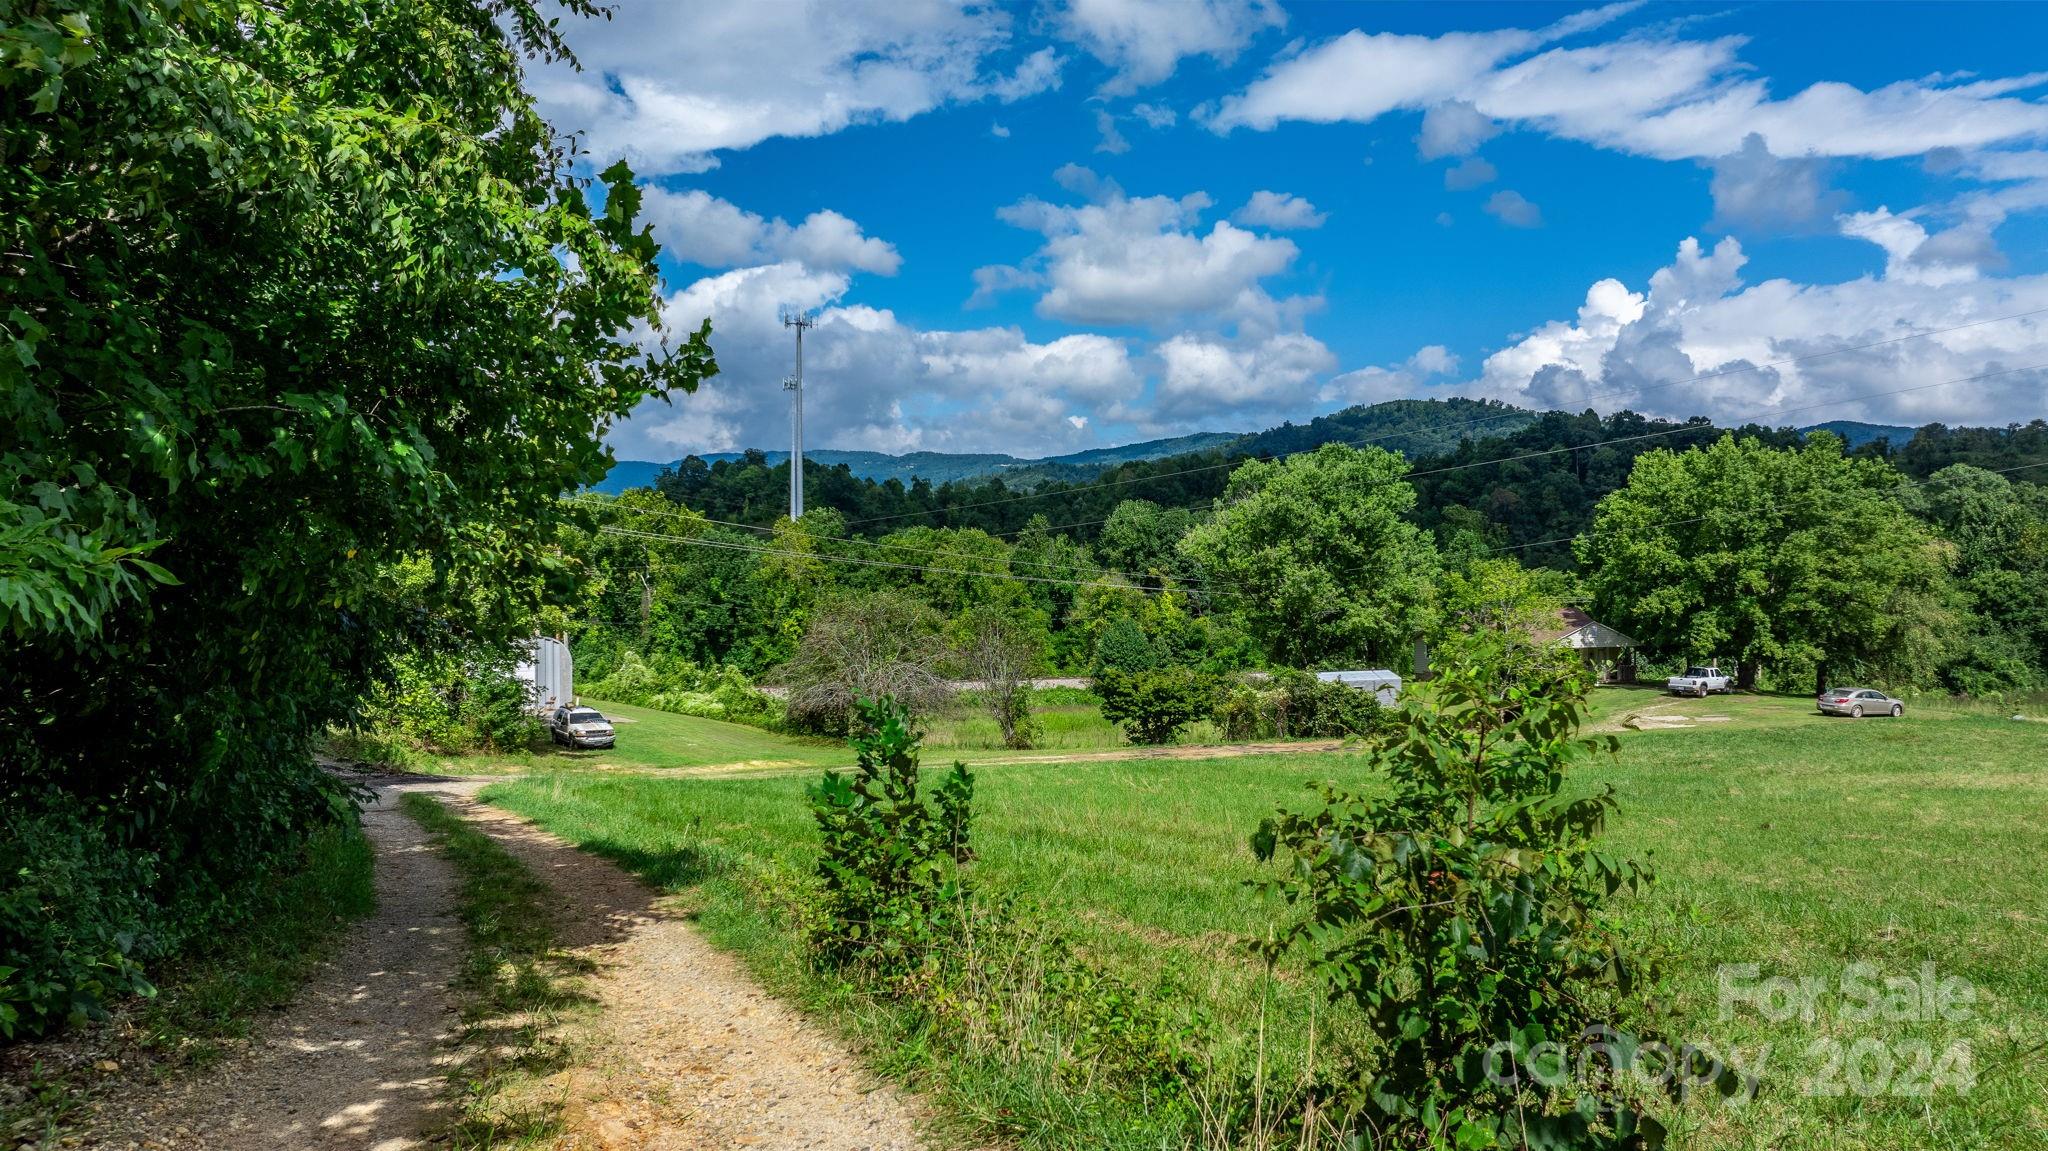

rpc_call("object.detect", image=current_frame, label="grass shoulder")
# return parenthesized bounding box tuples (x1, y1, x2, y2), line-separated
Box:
(398, 792, 597, 1149)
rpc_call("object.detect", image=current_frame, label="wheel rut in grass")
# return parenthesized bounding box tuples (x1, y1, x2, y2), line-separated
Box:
(81, 791, 463, 1150)
(404, 779, 936, 1151)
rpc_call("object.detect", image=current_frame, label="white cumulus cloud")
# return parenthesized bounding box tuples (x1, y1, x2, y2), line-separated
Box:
(983, 171, 1306, 328)
(1470, 235, 2048, 427)
(1152, 331, 1338, 426)
(1232, 190, 1328, 229)
(641, 189, 902, 275)
(1056, 0, 1286, 96)
(1211, 7, 2048, 172)
(1485, 189, 1543, 228)
(530, 1, 1059, 175)
(614, 262, 1150, 460)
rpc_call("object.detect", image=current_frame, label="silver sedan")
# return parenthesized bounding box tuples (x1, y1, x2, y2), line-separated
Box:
(1816, 688, 1904, 718)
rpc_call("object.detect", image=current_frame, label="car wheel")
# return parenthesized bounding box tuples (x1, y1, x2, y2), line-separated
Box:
(1850, 704, 1863, 718)
(1891, 703, 1903, 717)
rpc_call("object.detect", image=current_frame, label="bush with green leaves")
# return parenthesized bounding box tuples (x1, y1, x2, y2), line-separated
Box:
(951, 604, 1043, 750)
(777, 590, 952, 737)
(0, 796, 160, 1039)
(808, 698, 975, 972)
(1217, 671, 1393, 741)
(1094, 666, 1219, 745)
(354, 648, 544, 754)
(1251, 630, 1734, 1148)
(1092, 614, 1159, 675)
(580, 649, 780, 726)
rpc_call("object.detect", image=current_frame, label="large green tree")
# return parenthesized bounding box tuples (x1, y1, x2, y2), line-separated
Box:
(1179, 443, 1439, 667)
(2, 0, 712, 1022)
(1904, 464, 2048, 692)
(1577, 435, 1957, 692)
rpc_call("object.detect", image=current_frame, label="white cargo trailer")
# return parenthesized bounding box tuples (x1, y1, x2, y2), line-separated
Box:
(515, 635, 573, 716)
(1315, 669, 1402, 706)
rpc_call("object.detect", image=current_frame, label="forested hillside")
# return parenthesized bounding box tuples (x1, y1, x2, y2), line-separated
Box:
(558, 412, 2048, 718)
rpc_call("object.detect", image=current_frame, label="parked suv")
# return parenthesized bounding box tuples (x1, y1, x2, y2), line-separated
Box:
(550, 705, 616, 748)
(1817, 688, 1903, 718)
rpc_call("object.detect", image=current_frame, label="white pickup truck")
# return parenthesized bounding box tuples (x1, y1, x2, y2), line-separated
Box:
(1667, 665, 1734, 697)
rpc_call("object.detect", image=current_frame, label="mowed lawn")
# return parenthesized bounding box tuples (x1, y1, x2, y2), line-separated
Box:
(481, 696, 2048, 1149)
(407, 698, 850, 774)
(425, 691, 1288, 776)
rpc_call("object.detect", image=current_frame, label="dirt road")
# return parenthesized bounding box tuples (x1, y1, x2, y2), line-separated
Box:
(412, 783, 932, 1150)
(79, 781, 934, 1151)
(83, 794, 463, 1150)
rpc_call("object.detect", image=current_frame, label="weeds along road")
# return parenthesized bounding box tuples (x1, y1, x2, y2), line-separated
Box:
(83, 781, 941, 1151)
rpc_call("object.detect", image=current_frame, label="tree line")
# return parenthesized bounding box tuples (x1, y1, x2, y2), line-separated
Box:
(567, 417, 2046, 714)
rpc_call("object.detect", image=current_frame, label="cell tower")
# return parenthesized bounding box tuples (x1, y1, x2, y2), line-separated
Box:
(779, 308, 815, 519)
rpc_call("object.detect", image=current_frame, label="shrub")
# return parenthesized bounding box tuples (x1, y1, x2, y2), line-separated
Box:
(952, 606, 1042, 750)
(1251, 630, 1739, 1147)
(777, 591, 951, 737)
(1094, 666, 1219, 745)
(359, 649, 544, 754)
(1091, 615, 1157, 675)
(808, 698, 975, 971)
(1215, 671, 1393, 741)
(0, 797, 160, 1039)
(581, 651, 780, 726)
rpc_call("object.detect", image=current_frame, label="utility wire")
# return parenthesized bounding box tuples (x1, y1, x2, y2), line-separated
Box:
(833, 306, 2048, 530)
(596, 525, 1170, 593)
(561, 495, 1226, 591)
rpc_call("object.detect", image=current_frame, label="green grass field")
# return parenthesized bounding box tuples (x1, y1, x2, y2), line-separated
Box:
(413, 690, 1291, 776)
(480, 691, 2048, 1149)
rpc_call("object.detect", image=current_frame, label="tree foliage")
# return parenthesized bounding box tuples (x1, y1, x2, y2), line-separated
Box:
(951, 604, 1042, 749)
(2, 0, 711, 1033)
(1576, 434, 1957, 691)
(1181, 443, 1440, 667)
(776, 590, 952, 735)
(1094, 666, 1218, 745)
(1902, 464, 2048, 692)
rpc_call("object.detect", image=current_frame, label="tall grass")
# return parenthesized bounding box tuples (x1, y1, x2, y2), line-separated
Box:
(483, 699, 2048, 1150)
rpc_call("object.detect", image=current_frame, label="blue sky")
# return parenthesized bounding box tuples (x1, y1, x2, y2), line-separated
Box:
(527, 1, 2048, 461)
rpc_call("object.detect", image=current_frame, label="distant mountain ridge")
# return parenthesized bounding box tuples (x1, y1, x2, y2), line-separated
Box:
(591, 431, 1244, 493)
(592, 403, 1929, 495)
(1800, 420, 1916, 449)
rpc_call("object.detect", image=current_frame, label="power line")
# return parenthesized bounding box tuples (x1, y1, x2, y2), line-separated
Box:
(595, 525, 1172, 594)
(561, 494, 1226, 591)
(835, 305, 2048, 530)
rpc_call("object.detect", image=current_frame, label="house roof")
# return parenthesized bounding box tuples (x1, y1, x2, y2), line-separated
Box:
(1533, 607, 1637, 649)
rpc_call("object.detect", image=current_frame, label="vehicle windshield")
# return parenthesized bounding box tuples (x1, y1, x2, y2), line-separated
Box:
(1821, 688, 1849, 696)
(1684, 667, 1712, 677)
(569, 710, 606, 724)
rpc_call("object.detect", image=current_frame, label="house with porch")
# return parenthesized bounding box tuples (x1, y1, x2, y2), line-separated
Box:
(1534, 607, 1639, 683)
